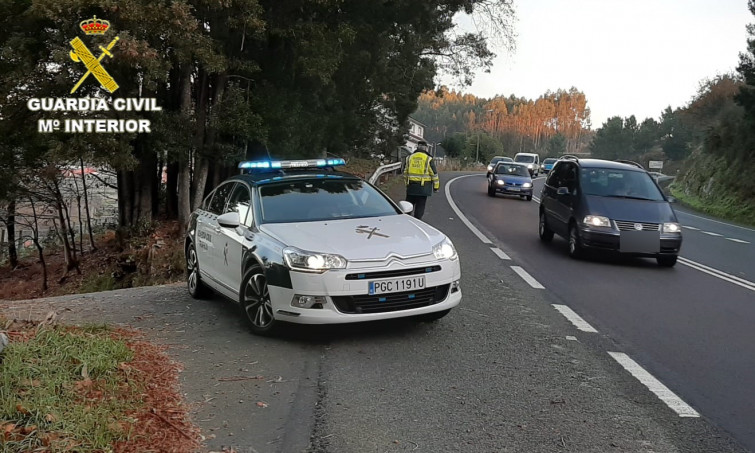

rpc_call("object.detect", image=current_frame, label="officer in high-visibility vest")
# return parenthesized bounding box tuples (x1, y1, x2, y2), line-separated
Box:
(402, 141, 440, 220)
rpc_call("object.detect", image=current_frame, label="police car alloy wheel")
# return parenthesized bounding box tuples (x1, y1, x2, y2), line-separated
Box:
(241, 265, 277, 335)
(186, 244, 209, 298)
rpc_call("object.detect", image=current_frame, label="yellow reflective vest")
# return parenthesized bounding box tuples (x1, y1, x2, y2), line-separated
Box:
(403, 151, 439, 195)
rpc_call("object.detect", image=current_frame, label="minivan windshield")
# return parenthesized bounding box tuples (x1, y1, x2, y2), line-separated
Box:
(580, 168, 665, 201)
(258, 178, 399, 223)
(514, 155, 536, 164)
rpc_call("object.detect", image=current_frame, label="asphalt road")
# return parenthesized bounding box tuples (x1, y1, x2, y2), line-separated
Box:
(0, 171, 750, 452)
(450, 172, 755, 451)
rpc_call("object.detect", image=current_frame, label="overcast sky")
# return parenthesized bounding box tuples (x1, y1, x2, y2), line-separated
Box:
(453, 0, 752, 129)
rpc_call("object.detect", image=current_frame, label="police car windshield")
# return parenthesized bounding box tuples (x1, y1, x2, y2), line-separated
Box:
(579, 168, 665, 201)
(258, 179, 399, 223)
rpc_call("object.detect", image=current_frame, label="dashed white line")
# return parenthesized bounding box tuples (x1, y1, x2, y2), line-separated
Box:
(552, 304, 598, 332)
(683, 226, 699, 230)
(445, 175, 492, 244)
(677, 210, 755, 233)
(608, 352, 700, 418)
(490, 247, 511, 260)
(510, 266, 545, 289)
(701, 231, 723, 237)
(726, 238, 750, 244)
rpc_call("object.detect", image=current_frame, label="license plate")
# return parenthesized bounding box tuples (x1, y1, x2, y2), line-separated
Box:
(507, 187, 520, 191)
(620, 231, 660, 253)
(369, 276, 426, 295)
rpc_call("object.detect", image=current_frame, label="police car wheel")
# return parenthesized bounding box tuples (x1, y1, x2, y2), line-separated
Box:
(240, 266, 278, 335)
(186, 244, 209, 299)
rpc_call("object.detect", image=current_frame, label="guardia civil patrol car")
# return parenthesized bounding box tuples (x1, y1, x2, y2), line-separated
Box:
(185, 158, 462, 335)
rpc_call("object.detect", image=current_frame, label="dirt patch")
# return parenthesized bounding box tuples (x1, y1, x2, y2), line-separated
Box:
(0, 222, 186, 301)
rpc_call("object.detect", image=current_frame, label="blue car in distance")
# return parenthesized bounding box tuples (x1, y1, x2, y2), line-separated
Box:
(487, 162, 533, 201)
(541, 157, 558, 174)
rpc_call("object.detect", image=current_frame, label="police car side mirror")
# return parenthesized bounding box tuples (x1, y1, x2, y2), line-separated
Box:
(398, 201, 414, 214)
(218, 212, 241, 228)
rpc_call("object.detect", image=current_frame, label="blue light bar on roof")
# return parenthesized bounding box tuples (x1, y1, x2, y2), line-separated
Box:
(238, 158, 346, 170)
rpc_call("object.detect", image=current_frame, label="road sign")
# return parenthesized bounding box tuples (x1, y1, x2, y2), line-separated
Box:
(648, 160, 664, 169)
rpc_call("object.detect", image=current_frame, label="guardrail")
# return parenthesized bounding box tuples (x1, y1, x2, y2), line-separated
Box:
(368, 161, 402, 185)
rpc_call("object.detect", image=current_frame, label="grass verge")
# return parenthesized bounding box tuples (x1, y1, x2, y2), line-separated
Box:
(0, 319, 200, 452)
(670, 185, 755, 227)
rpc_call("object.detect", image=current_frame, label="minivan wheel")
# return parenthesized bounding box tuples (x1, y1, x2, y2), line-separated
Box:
(568, 223, 584, 258)
(539, 211, 554, 242)
(186, 244, 209, 299)
(240, 265, 278, 336)
(657, 255, 678, 267)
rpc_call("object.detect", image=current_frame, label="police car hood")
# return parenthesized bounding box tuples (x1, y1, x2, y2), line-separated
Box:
(260, 216, 445, 260)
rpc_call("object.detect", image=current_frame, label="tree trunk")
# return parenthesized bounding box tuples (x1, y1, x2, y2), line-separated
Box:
(29, 197, 47, 291)
(80, 157, 97, 250)
(166, 161, 179, 219)
(7, 199, 18, 268)
(177, 63, 194, 236)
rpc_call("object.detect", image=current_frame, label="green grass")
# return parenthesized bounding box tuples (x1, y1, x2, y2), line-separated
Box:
(0, 326, 137, 451)
(670, 185, 755, 227)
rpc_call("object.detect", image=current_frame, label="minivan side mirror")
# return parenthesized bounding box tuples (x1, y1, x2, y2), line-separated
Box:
(557, 187, 570, 196)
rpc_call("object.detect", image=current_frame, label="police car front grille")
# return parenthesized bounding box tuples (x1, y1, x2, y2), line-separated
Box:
(331, 284, 450, 314)
(344, 266, 441, 281)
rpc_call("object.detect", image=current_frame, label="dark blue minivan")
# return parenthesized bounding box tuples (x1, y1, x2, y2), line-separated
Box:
(538, 157, 682, 267)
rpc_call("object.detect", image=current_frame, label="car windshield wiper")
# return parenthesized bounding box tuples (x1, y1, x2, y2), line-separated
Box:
(604, 194, 654, 201)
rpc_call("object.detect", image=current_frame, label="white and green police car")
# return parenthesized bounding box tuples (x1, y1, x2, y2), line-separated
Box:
(185, 158, 462, 335)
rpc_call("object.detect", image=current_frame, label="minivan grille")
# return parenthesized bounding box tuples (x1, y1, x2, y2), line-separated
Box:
(615, 221, 661, 232)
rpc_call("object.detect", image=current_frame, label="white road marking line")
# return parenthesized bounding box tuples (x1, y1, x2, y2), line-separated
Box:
(490, 247, 511, 260)
(511, 266, 545, 289)
(552, 304, 598, 332)
(676, 210, 755, 233)
(608, 352, 700, 418)
(701, 231, 722, 237)
(678, 257, 755, 292)
(726, 238, 750, 244)
(565, 336, 578, 341)
(445, 175, 492, 244)
(532, 195, 541, 204)
(683, 226, 699, 230)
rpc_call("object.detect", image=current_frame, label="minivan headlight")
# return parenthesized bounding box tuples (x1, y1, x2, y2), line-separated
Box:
(584, 215, 611, 228)
(663, 222, 681, 233)
(283, 247, 347, 272)
(433, 238, 457, 260)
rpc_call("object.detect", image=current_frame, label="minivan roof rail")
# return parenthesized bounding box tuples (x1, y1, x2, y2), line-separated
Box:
(559, 154, 579, 161)
(615, 159, 645, 169)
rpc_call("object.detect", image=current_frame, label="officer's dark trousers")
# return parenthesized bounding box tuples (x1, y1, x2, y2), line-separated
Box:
(406, 194, 428, 220)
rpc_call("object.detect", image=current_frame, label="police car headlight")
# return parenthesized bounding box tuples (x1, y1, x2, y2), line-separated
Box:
(283, 247, 347, 272)
(433, 238, 457, 260)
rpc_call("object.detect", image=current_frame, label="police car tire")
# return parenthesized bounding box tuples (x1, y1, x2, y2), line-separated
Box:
(240, 265, 278, 336)
(186, 243, 210, 299)
(416, 309, 451, 322)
